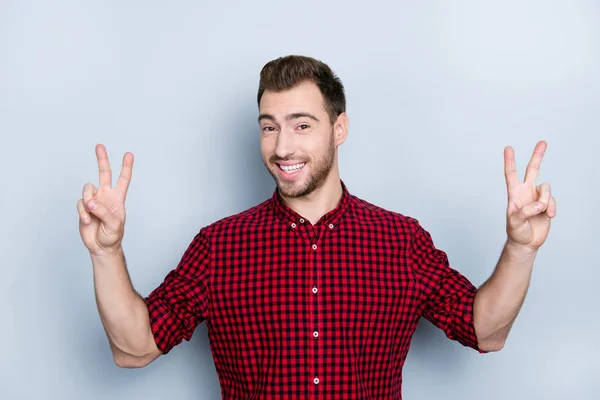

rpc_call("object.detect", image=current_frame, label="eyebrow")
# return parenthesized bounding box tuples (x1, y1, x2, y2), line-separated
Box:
(258, 112, 320, 123)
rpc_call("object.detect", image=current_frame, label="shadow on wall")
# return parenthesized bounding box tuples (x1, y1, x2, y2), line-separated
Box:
(232, 117, 276, 208)
(408, 318, 475, 376)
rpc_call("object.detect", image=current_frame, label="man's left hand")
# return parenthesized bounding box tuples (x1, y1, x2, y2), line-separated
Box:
(503, 140, 557, 253)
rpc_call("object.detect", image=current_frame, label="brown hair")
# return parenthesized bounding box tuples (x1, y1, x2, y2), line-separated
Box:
(257, 55, 346, 124)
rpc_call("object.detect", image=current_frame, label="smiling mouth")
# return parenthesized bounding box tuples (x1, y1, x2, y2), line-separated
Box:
(277, 162, 306, 173)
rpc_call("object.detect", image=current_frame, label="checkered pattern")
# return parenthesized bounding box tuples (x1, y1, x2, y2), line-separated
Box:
(144, 181, 484, 399)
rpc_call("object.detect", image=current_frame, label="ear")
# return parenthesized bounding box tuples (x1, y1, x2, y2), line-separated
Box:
(333, 112, 349, 146)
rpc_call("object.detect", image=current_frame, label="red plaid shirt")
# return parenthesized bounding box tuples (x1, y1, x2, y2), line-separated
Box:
(145, 181, 484, 399)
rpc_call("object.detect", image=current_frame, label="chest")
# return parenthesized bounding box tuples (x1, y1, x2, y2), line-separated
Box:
(209, 222, 418, 330)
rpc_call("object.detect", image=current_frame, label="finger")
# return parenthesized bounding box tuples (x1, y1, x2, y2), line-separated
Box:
(86, 199, 119, 231)
(524, 141, 547, 184)
(96, 144, 113, 188)
(537, 183, 551, 208)
(504, 146, 519, 190)
(115, 152, 134, 196)
(82, 183, 98, 212)
(547, 196, 557, 218)
(510, 201, 547, 225)
(77, 199, 91, 225)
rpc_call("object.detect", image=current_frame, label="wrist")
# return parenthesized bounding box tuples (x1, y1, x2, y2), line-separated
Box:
(505, 239, 538, 258)
(90, 246, 124, 262)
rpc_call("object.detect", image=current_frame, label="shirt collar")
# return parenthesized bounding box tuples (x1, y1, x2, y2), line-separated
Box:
(270, 180, 352, 226)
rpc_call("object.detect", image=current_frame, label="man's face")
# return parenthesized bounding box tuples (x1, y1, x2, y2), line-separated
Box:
(259, 81, 340, 198)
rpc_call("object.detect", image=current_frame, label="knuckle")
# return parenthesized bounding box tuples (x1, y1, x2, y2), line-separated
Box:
(524, 205, 536, 215)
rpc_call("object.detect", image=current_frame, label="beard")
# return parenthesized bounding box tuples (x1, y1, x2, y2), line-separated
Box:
(265, 130, 336, 199)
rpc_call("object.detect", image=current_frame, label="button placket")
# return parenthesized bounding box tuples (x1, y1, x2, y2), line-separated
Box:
(309, 223, 321, 393)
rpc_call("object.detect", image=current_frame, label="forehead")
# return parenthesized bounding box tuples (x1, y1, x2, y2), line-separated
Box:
(259, 81, 327, 117)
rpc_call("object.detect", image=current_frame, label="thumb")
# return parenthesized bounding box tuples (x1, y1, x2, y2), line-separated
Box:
(87, 200, 120, 231)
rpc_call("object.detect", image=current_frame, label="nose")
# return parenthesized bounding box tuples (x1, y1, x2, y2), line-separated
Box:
(274, 129, 296, 159)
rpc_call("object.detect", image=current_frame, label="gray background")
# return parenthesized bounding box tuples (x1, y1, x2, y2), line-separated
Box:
(1, 0, 598, 399)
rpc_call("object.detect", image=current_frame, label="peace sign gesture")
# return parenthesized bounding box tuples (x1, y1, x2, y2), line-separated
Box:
(77, 144, 134, 256)
(504, 141, 556, 252)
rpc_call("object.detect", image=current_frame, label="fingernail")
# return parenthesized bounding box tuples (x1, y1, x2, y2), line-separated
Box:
(88, 201, 96, 210)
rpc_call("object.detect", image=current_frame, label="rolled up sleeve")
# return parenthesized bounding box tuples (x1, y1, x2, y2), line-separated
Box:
(144, 229, 211, 354)
(410, 221, 487, 353)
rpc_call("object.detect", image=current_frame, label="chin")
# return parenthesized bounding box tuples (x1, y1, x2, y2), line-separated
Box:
(276, 180, 310, 198)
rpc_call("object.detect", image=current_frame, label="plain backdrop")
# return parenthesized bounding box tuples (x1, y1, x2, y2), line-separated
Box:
(1, 1, 598, 399)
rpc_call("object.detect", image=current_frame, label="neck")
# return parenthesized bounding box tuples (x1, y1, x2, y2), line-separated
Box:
(280, 164, 343, 225)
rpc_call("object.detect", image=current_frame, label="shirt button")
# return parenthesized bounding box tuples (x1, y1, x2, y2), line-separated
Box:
(312, 244, 317, 250)
(313, 331, 319, 338)
(300, 218, 305, 223)
(328, 223, 334, 229)
(312, 287, 318, 294)
(313, 377, 319, 385)
(291, 223, 297, 228)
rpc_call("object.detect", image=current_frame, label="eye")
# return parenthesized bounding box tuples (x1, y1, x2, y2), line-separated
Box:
(298, 124, 310, 130)
(262, 126, 276, 132)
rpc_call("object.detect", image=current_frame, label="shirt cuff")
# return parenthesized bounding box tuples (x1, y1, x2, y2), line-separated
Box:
(144, 292, 190, 355)
(451, 287, 489, 354)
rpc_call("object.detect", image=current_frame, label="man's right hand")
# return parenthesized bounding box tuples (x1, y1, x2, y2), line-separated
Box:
(77, 144, 134, 256)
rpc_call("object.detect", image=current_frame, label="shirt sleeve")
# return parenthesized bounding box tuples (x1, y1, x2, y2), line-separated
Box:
(410, 221, 487, 354)
(144, 228, 211, 354)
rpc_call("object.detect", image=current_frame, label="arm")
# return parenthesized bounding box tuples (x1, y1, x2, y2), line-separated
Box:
(473, 241, 537, 351)
(77, 144, 160, 368)
(91, 247, 162, 368)
(474, 141, 557, 352)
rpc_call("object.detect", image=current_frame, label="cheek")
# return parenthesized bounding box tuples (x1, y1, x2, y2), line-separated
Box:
(260, 138, 275, 158)
(305, 135, 330, 156)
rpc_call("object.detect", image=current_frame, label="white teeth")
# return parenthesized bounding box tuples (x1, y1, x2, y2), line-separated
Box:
(280, 163, 305, 172)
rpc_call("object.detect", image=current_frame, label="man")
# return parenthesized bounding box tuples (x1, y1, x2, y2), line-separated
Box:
(77, 55, 556, 399)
